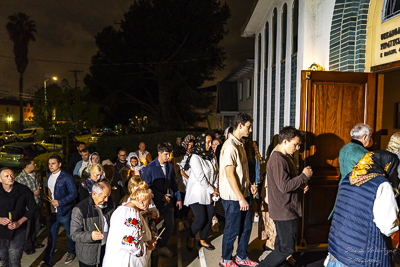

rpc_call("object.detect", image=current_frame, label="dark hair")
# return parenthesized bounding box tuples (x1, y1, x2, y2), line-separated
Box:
(117, 148, 127, 155)
(81, 148, 89, 153)
(157, 142, 173, 153)
(215, 130, 222, 136)
(278, 126, 302, 144)
(233, 113, 253, 130)
(78, 141, 86, 146)
(49, 154, 62, 164)
(21, 157, 34, 168)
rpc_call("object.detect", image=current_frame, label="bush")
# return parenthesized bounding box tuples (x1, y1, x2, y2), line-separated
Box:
(97, 131, 202, 160)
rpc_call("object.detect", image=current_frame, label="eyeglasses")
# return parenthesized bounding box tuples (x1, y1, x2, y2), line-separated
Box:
(119, 154, 127, 157)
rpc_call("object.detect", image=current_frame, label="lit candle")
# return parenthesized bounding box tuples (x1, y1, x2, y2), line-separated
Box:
(8, 212, 12, 221)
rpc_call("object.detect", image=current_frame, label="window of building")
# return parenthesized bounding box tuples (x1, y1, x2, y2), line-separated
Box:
(265, 22, 269, 69)
(272, 8, 277, 65)
(281, 4, 287, 61)
(247, 78, 252, 98)
(292, 0, 299, 55)
(383, 0, 400, 21)
(6, 107, 9, 112)
(239, 82, 243, 101)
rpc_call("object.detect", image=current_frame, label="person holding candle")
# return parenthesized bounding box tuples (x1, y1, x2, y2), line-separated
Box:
(184, 133, 219, 251)
(0, 167, 36, 267)
(136, 142, 152, 166)
(142, 142, 182, 258)
(71, 181, 114, 267)
(102, 180, 157, 267)
(79, 163, 105, 202)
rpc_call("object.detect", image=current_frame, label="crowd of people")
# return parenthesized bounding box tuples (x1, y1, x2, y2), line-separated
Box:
(1, 113, 400, 267)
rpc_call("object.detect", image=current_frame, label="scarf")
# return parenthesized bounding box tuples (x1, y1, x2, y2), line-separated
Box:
(349, 150, 399, 187)
(81, 177, 98, 194)
(184, 133, 214, 170)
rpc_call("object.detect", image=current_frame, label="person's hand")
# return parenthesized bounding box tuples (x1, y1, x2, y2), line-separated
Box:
(0, 217, 11, 226)
(303, 185, 309, 194)
(302, 166, 313, 178)
(91, 231, 104, 241)
(162, 195, 171, 203)
(52, 200, 59, 207)
(213, 188, 219, 197)
(147, 240, 157, 250)
(176, 201, 182, 210)
(7, 221, 20, 230)
(250, 184, 258, 196)
(239, 198, 249, 211)
(33, 188, 40, 196)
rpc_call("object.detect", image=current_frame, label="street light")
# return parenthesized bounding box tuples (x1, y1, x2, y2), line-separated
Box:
(44, 76, 58, 106)
(7, 117, 12, 130)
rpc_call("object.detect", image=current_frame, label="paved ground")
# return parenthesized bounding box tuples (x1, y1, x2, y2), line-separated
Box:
(14, 218, 328, 267)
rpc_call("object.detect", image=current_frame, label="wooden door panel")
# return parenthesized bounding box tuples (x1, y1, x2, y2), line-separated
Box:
(299, 71, 378, 245)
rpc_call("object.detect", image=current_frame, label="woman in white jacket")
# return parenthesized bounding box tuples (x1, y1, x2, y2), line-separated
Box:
(184, 133, 219, 251)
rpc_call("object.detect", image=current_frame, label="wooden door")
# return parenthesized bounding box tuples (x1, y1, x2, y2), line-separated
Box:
(299, 71, 380, 245)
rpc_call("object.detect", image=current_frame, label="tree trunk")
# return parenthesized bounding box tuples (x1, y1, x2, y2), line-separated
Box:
(19, 72, 24, 132)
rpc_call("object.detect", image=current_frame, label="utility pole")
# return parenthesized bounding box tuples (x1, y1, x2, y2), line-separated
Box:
(69, 70, 83, 88)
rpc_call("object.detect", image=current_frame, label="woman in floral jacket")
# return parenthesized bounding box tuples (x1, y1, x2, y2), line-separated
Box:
(102, 181, 156, 266)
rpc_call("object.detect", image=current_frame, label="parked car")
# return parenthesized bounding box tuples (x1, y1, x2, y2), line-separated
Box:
(41, 135, 79, 155)
(0, 131, 18, 145)
(88, 133, 103, 146)
(17, 127, 44, 142)
(0, 143, 48, 168)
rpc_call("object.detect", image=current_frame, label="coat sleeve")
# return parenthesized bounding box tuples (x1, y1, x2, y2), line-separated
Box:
(269, 157, 306, 194)
(23, 189, 37, 221)
(190, 156, 215, 195)
(70, 207, 95, 243)
(57, 174, 78, 207)
(373, 182, 399, 237)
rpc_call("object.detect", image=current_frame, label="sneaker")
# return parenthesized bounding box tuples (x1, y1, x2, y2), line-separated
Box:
(178, 221, 185, 232)
(219, 256, 239, 267)
(158, 246, 174, 257)
(235, 257, 259, 267)
(64, 253, 76, 264)
(253, 213, 259, 222)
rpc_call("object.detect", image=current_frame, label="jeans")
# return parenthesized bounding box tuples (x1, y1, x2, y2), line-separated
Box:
(43, 210, 75, 266)
(259, 219, 297, 267)
(189, 203, 214, 240)
(221, 197, 252, 262)
(158, 203, 175, 248)
(0, 229, 26, 267)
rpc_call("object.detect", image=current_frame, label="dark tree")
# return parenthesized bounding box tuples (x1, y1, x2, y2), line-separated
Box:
(6, 12, 36, 131)
(86, 0, 230, 130)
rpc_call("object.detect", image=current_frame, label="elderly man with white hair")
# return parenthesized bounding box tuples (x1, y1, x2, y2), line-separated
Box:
(70, 181, 115, 267)
(328, 123, 371, 219)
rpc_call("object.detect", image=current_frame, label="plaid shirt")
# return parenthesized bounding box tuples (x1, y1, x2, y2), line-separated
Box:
(15, 169, 40, 204)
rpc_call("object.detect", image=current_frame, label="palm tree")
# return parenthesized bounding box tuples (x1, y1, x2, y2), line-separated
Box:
(6, 12, 36, 131)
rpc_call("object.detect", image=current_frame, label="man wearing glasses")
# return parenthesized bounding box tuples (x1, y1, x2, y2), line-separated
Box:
(114, 148, 128, 173)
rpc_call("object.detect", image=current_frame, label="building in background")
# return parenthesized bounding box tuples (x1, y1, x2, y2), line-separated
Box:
(0, 99, 34, 131)
(216, 59, 254, 130)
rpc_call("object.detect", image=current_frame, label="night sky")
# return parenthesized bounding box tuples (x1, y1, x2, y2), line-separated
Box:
(0, 0, 255, 98)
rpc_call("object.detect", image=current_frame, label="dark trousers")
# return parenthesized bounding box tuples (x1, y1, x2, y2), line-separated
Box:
(25, 205, 41, 251)
(189, 203, 214, 240)
(78, 245, 106, 267)
(43, 210, 75, 266)
(221, 197, 252, 262)
(0, 229, 26, 267)
(259, 219, 297, 267)
(158, 203, 175, 248)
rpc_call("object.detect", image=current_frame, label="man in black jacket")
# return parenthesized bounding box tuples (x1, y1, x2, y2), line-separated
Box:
(70, 181, 114, 267)
(0, 167, 36, 267)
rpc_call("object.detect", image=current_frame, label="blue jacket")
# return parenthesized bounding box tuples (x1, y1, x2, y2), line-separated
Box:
(45, 170, 78, 217)
(142, 158, 181, 210)
(328, 174, 393, 266)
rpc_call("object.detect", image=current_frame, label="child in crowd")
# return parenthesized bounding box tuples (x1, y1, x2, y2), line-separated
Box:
(127, 152, 145, 176)
(102, 180, 157, 267)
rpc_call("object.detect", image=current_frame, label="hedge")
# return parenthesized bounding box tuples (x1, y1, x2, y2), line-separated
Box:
(96, 131, 202, 160)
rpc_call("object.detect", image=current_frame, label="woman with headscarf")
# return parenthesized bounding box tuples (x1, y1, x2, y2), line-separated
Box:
(326, 150, 399, 267)
(184, 133, 219, 251)
(127, 152, 145, 177)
